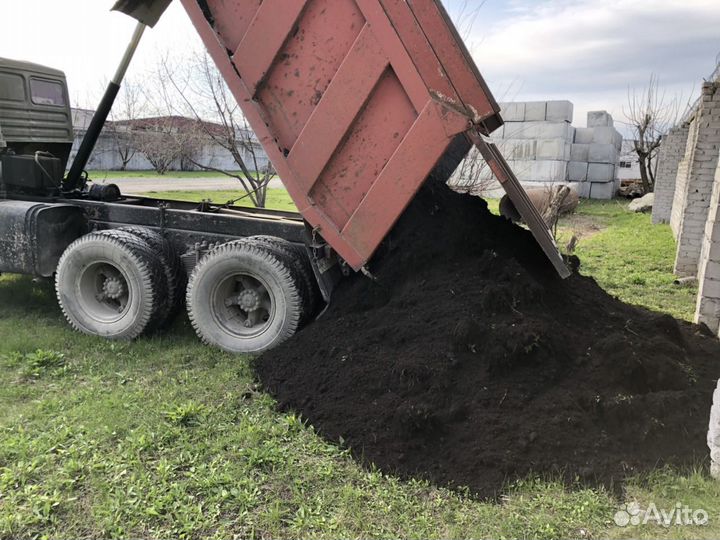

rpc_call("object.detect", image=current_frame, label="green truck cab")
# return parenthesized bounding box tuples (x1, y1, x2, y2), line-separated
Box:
(0, 57, 73, 194)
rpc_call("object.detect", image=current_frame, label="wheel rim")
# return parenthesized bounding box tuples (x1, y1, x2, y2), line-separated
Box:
(77, 261, 132, 323)
(211, 271, 275, 338)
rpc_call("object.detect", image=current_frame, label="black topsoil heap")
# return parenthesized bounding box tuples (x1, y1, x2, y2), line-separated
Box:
(256, 178, 720, 498)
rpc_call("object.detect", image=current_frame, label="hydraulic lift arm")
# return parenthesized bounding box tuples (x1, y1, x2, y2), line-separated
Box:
(64, 0, 173, 191)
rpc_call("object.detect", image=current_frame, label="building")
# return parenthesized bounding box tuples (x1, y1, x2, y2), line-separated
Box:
(617, 140, 641, 181)
(68, 108, 270, 173)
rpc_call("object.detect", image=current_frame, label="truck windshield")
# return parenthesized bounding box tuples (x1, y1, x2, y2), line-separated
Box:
(30, 78, 66, 107)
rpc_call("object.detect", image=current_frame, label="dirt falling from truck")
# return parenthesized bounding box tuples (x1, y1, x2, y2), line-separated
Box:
(255, 177, 720, 499)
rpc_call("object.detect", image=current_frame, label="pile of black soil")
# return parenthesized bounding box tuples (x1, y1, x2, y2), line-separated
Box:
(256, 179, 720, 499)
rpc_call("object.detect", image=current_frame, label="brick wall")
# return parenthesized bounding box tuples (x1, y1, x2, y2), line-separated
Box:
(670, 117, 699, 238)
(696, 148, 720, 335)
(652, 125, 689, 224)
(673, 83, 720, 277)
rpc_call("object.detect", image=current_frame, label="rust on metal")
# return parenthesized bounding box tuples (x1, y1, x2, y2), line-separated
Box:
(180, 0, 566, 277)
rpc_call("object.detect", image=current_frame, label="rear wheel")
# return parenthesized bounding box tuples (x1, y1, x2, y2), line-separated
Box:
(55, 231, 167, 340)
(118, 226, 186, 325)
(186, 240, 302, 353)
(244, 236, 319, 325)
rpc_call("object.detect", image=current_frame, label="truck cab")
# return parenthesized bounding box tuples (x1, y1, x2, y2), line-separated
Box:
(0, 57, 73, 195)
(0, 55, 317, 353)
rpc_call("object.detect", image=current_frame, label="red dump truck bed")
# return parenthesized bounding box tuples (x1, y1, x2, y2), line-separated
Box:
(180, 0, 569, 277)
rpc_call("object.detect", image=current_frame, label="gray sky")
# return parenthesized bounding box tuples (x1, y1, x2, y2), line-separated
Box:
(2, 0, 719, 130)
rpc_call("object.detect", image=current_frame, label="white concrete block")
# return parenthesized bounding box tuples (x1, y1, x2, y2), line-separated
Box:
(587, 110, 614, 128)
(530, 160, 568, 182)
(505, 160, 568, 183)
(502, 139, 537, 160)
(571, 144, 590, 162)
(575, 127, 594, 144)
(499, 102, 525, 122)
(568, 161, 589, 182)
(569, 181, 591, 198)
(588, 143, 620, 164)
(503, 122, 534, 139)
(592, 126, 623, 149)
(589, 181, 616, 200)
(588, 163, 616, 183)
(481, 185, 506, 199)
(545, 101, 574, 123)
(537, 122, 575, 141)
(506, 160, 533, 182)
(536, 139, 571, 160)
(524, 102, 547, 122)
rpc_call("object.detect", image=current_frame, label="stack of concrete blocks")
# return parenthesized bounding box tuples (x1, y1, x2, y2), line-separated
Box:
(672, 83, 720, 277)
(567, 111, 624, 199)
(458, 101, 623, 199)
(490, 101, 575, 195)
(652, 125, 691, 224)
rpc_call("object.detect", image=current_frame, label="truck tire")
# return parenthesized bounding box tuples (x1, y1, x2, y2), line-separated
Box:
(55, 231, 168, 340)
(244, 236, 319, 325)
(93, 229, 171, 333)
(118, 226, 186, 324)
(186, 240, 302, 353)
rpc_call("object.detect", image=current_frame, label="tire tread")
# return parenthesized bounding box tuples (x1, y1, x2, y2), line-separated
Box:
(186, 241, 302, 353)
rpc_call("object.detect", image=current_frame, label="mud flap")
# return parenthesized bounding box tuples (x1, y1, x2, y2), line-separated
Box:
(467, 130, 571, 279)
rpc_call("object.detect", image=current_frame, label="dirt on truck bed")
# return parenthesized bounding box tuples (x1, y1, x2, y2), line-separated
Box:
(255, 178, 720, 499)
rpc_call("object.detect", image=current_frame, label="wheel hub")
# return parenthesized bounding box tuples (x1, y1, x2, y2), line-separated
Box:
(102, 276, 126, 300)
(238, 289, 261, 312)
(217, 273, 274, 336)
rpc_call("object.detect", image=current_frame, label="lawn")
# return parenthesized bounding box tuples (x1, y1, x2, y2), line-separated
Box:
(0, 195, 715, 539)
(564, 199, 699, 322)
(88, 170, 268, 180)
(147, 189, 298, 213)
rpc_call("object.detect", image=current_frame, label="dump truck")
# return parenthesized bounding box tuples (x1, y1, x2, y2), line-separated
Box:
(0, 0, 568, 353)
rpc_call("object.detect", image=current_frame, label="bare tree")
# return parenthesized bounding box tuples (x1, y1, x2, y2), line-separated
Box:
(152, 51, 275, 208)
(133, 117, 184, 175)
(449, 145, 499, 196)
(105, 80, 146, 170)
(447, 1, 525, 199)
(452, 0, 487, 44)
(624, 74, 680, 194)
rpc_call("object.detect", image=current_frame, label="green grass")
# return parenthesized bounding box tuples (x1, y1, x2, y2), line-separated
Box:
(147, 189, 298, 213)
(565, 200, 698, 321)
(0, 198, 715, 539)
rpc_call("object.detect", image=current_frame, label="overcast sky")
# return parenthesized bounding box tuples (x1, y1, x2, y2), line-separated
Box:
(2, 0, 719, 131)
